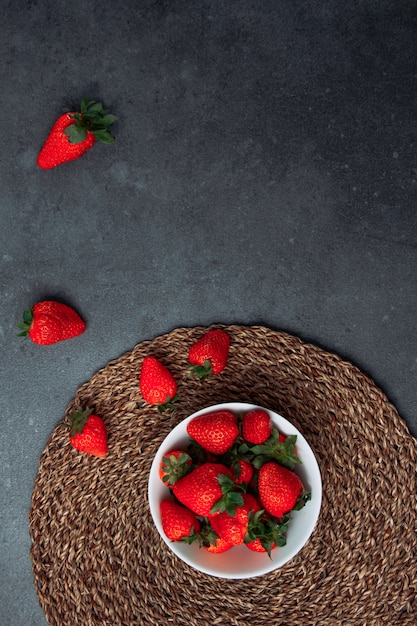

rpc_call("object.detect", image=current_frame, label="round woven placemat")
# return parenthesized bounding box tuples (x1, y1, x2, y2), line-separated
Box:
(29, 325, 417, 625)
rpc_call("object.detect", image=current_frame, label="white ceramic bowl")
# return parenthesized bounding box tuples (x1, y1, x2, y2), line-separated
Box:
(148, 402, 322, 579)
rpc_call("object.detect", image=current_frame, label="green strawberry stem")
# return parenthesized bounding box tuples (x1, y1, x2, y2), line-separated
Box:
(239, 427, 302, 470)
(293, 492, 312, 510)
(188, 360, 213, 381)
(157, 394, 179, 415)
(67, 407, 93, 437)
(182, 519, 219, 548)
(64, 97, 117, 145)
(16, 308, 34, 337)
(161, 452, 193, 486)
(245, 510, 290, 557)
(209, 473, 246, 516)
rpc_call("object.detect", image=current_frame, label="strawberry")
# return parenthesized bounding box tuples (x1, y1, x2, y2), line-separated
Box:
(188, 329, 230, 380)
(203, 536, 234, 553)
(159, 449, 193, 487)
(257, 461, 304, 519)
(245, 537, 275, 553)
(17, 300, 86, 345)
(139, 356, 178, 413)
(232, 459, 254, 485)
(187, 409, 239, 455)
(68, 407, 108, 458)
(244, 426, 301, 471)
(209, 494, 260, 546)
(172, 463, 240, 517)
(242, 408, 272, 444)
(244, 510, 289, 556)
(160, 500, 201, 542)
(37, 97, 117, 169)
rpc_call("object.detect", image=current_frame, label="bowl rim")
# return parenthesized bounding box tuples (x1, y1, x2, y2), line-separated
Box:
(148, 402, 322, 579)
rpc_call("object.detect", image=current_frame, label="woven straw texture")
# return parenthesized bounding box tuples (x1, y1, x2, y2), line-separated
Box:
(29, 325, 417, 625)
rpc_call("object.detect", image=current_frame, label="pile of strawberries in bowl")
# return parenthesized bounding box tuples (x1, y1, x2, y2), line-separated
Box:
(148, 402, 322, 579)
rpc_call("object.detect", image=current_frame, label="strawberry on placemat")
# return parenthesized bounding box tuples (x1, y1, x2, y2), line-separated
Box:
(139, 356, 178, 413)
(188, 329, 230, 380)
(67, 407, 108, 458)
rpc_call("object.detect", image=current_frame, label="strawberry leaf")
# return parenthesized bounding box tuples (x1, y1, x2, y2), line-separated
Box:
(67, 407, 93, 437)
(217, 474, 236, 489)
(91, 129, 116, 144)
(252, 454, 272, 470)
(161, 452, 193, 486)
(87, 102, 103, 113)
(224, 494, 244, 516)
(195, 519, 221, 548)
(23, 309, 33, 324)
(238, 442, 251, 454)
(243, 427, 301, 470)
(293, 492, 312, 511)
(101, 114, 118, 125)
(16, 307, 34, 337)
(209, 491, 244, 516)
(80, 96, 94, 113)
(179, 527, 203, 545)
(232, 461, 242, 479)
(209, 473, 245, 516)
(67, 97, 117, 144)
(64, 125, 87, 144)
(157, 395, 179, 415)
(245, 510, 290, 557)
(188, 360, 213, 381)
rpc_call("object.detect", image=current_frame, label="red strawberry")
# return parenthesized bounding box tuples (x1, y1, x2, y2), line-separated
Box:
(139, 356, 178, 413)
(244, 509, 289, 556)
(203, 536, 234, 553)
(17, 300, 86, 345)
(209, 494, 260, 546)
(187, 409, 239, 455)
(160, 500, 201, 541)
(37, 97, 117, 169)
(68, 407, 108, 458)
(159, 449, 193, 487)
(172, 463, 237, 517)
(242, 408, 272, 444)
(245, 537, 276, 553)
(232, 459, 254, 485)
(188, 329, 230, 379)
(258, 462, 304, 518)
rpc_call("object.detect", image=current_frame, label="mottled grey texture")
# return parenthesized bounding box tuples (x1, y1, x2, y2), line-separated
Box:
(1, 1, 416, 624)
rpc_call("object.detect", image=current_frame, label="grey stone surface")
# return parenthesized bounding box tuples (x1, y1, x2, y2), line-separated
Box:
(1, 1, 416, 624)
